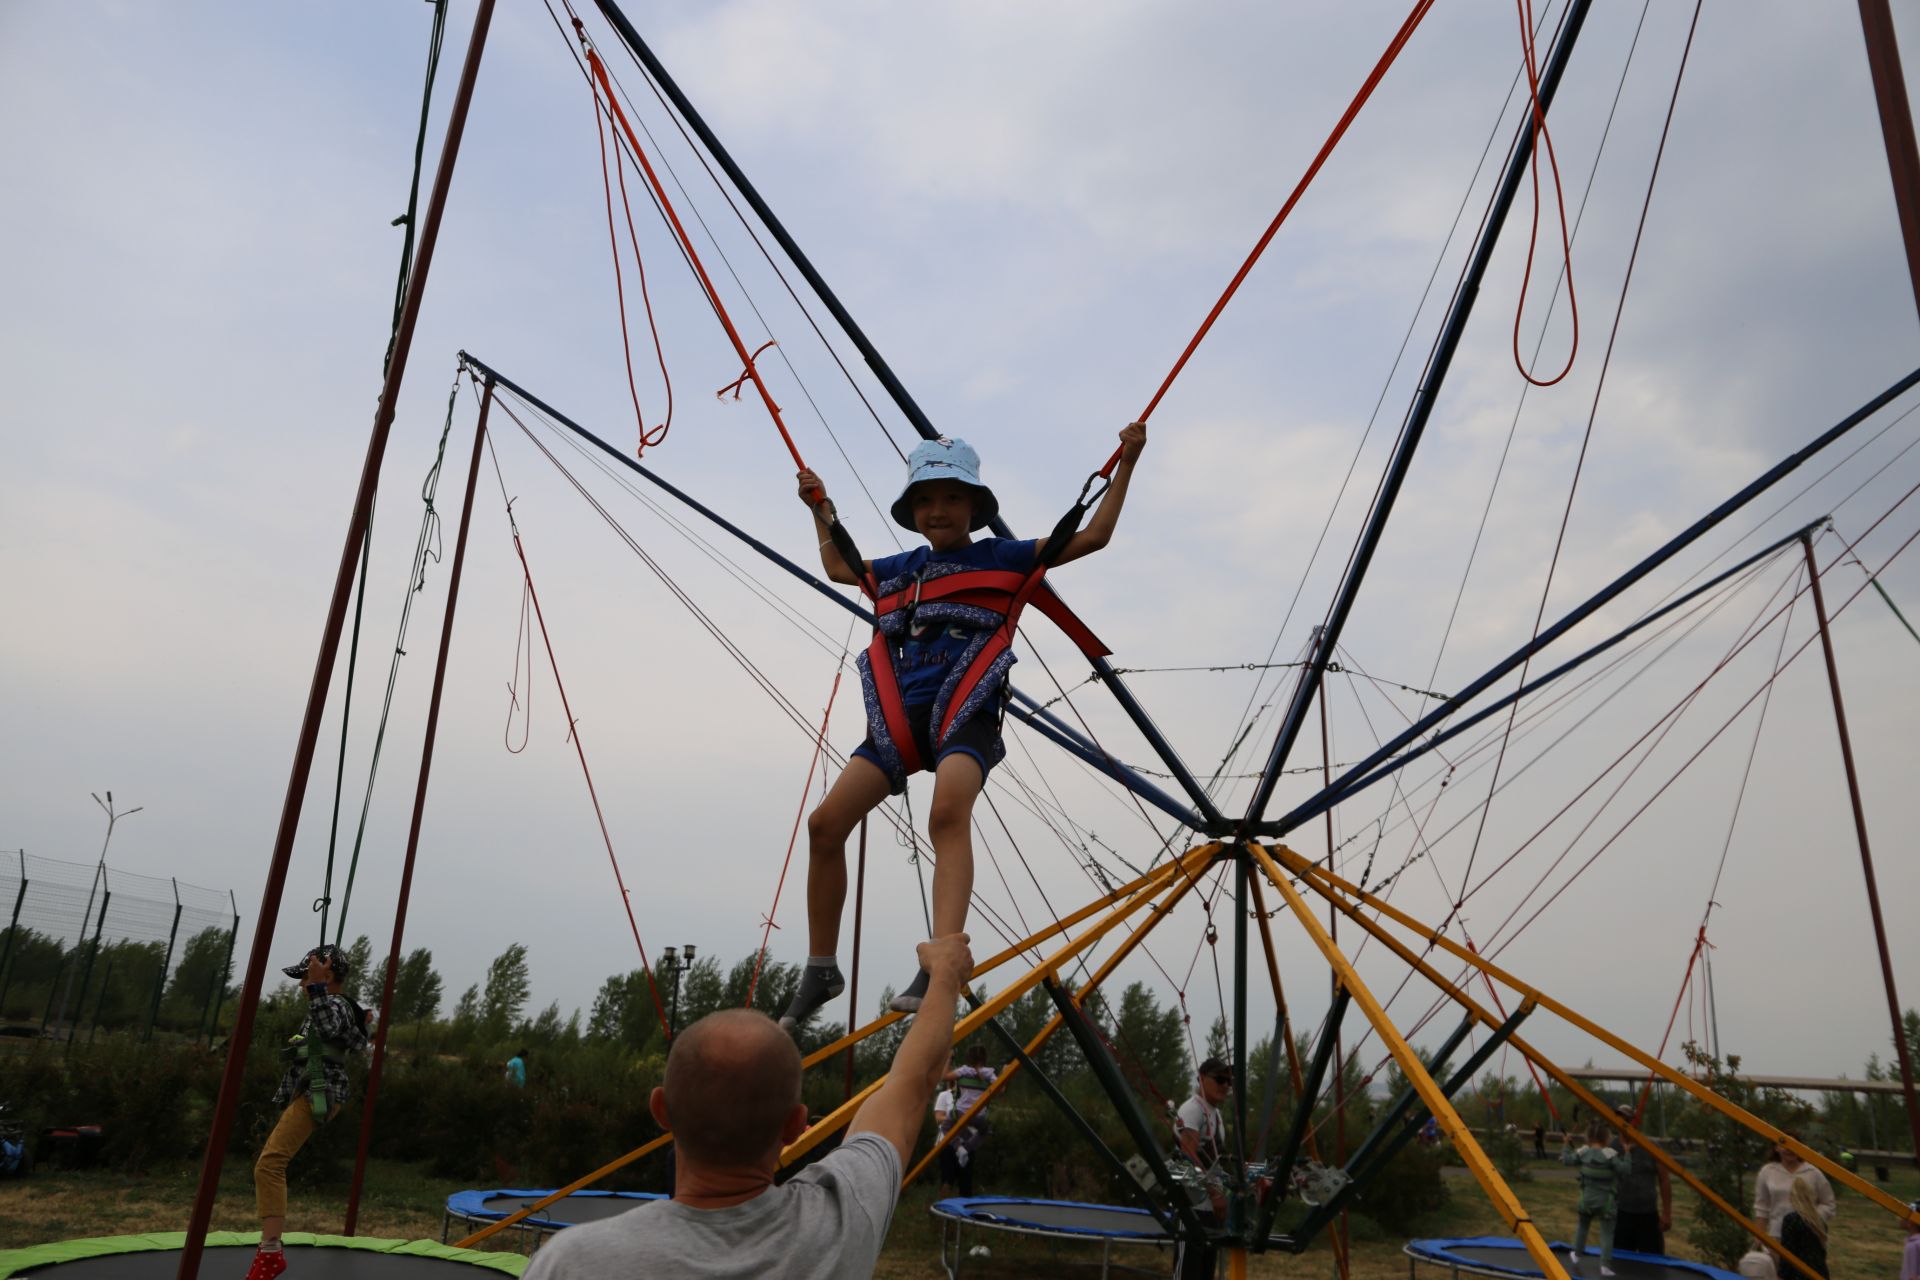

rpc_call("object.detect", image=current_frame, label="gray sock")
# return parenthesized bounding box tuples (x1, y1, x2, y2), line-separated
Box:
(807, 955, 838, 969)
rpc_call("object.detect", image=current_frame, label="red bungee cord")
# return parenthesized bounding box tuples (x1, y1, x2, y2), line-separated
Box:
(574, 21, 819, 490)
(1510, 0, 1580, 387)
(588, 69, 674, 456)
(1114, 0, 1438, 478)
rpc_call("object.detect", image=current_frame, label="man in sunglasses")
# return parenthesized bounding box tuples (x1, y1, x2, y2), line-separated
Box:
(1173, 1057, 1233, 1219)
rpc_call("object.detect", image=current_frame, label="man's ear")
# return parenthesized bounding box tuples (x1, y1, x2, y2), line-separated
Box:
(780, 1102, 809, 1146)
(649, 1086, 672, 1131)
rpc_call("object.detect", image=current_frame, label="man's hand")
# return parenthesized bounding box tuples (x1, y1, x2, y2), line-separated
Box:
(1118, 422, 1147, 465)
(917, 933, 974, 990)
(797, 468, 826, 506)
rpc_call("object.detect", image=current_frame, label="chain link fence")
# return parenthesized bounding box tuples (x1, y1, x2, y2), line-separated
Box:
(0, 850, 238, 1042)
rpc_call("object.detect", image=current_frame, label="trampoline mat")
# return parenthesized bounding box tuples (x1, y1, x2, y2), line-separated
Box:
(1409, 1237, 1740, 1280)
(443, 1189, 660, 1229)
(936, 1197, 1171, 1239)
(12, 1245, 513, 1279)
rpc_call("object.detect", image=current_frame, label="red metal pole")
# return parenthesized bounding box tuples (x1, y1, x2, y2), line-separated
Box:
(844, 817, 867, 1103)
(1856, 0, 1920, 324)
(1801, 533, 1920, 1167)
(175, 4, 496, 1274)
(343, 379, 494, 1234)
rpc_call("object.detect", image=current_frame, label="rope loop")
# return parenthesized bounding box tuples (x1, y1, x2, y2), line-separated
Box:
(718, 340, 777, 401)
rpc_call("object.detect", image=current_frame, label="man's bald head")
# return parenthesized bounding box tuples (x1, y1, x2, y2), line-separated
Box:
(662, 1009, 803, 1166)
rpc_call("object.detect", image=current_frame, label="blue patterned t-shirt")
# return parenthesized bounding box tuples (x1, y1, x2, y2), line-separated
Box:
(870, 538, 1036, 705)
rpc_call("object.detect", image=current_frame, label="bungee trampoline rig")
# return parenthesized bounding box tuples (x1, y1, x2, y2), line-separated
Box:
(82, 1, 1919, 1278)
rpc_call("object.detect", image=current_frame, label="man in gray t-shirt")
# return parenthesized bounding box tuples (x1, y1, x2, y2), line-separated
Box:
(526, 934, 974, 1280)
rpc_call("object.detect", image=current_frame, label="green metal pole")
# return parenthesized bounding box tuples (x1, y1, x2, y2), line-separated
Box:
(147, 879, 183, 1042)
(0, 852, 27, 1019)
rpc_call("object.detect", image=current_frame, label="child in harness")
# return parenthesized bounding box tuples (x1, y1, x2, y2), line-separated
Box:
(245, 944, 371, 1280)
(781, 426, 1146, 1030)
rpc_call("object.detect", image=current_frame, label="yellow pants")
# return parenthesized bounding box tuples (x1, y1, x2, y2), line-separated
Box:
(253, 1102, 318, 1219)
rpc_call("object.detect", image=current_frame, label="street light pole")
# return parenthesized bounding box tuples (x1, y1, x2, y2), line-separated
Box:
(661, 944, 696, 1038)
(53, 792, 142, 1033)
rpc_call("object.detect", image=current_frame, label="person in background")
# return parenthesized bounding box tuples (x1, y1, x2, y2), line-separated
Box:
(931, 1084, 965, 1195)
(1173, 1057, 1231, 1220)
(1777, 1177, 1830, 1278)
(525, 934, 973, 1280)
(1752, 1139, 1835, 1238)
(1534, 1121, 1548, 1159)
(505, 1047, 529, 1088)
(1900, 1199, 1920, 1280)
(1737, 1248, 1780, 1280)
(1608, 1103, 1672, 1255)
(246, 945, 371, 1280)
(1561, 1121, 1625, 1277)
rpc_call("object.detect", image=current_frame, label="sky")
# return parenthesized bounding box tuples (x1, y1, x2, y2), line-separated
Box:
(4, 0, 1920, 1094)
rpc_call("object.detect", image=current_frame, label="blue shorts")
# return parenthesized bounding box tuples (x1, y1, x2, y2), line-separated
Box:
(852, 702, 1001, 794)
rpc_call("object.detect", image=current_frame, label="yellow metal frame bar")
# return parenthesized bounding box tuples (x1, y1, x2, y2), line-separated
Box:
(1294, 861, 1830, 1280)
(1246, 843, 1568, 1280)
(454, 844, 1220, 1248)
(781, 843, 1225, 1167)
(1271, 841, 1920, 1226)
(904, 849, 1211, 1187)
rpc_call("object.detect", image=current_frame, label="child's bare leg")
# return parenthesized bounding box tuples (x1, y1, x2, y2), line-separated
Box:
(926, 753, 983, 937)
(781, 759, 890, 1031)
(890, 753, 983, 1013)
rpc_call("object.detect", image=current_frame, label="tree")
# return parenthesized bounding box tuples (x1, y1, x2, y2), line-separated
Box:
(587, 968, 661, 1053)
(342, 935, 375, 1004)
(480, 943, 530, 1040)
(451, 983, 481, 1041)
(160, 926, 235, 1029)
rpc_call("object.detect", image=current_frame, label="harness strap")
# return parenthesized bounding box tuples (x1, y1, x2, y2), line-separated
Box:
(935, 565, 1056, 746)
(865, 630, 924, 777)
(872, 569, 1110, 660)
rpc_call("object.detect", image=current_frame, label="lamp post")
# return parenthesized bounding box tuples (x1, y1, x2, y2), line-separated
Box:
(53, 792, 143, 1034)
(661, 944, 696, 1038)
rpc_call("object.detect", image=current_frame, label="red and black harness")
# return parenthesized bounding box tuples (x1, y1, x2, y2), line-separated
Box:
(817, 470, 1114, 786)
(856, 559, 1110, 782)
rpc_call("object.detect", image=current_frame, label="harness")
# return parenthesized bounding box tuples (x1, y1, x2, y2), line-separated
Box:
(856, 557, 1110, 784)
(282, 996, 369, 1122)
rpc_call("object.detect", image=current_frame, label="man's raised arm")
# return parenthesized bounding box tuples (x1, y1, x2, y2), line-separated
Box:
(848, 934, 973, 1169)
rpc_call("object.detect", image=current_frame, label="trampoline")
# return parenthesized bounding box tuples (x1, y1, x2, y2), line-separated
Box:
(1405, 1236, 1742, 1280)
(441, 1189, 661, 1250)
(931, 1196, 1292, 1279)
(0, 1232, 524, 1280)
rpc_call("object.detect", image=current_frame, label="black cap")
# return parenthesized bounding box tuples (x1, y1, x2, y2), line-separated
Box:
(1198, 1057, 1230, 1081)
(282, 944, 349, 982)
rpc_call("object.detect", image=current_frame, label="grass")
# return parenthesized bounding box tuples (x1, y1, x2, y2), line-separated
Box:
(2, 1152, 1912, 1277)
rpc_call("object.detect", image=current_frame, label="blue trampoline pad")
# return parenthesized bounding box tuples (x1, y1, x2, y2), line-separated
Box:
(445, 1189, 662, 1230)
(1406, 1236, 1742, 1280)
(933, 1196, 1173, 1240)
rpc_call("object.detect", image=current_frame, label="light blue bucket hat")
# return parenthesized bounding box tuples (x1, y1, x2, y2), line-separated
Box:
(890, 436, 999, 532)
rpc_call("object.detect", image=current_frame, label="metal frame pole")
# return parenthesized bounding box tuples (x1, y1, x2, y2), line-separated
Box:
(1242, 0, 1596, 824)
(1043, 975, 1215, 1250)
(0, 852, 26, 1018)
(976, 1008, 1172, 1225)
(146, 879, 183, 1042)
(585, 0, 1223, 825)
(1800, 532, 1920, 1166)
(1282, 519, 1827, 831)
(344, 378, 497, 1234)
(204, 897, 240, 1047)
(1856, 0, 1920, 323)
(69, 889, 110, 1043)
(1253, 988, 1351, 1246)
(177, 2, 496, 1272)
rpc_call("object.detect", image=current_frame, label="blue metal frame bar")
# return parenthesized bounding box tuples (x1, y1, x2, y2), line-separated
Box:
(1269, 517, 1825, 835)
(1258, 359, 1920, 837)
(459, 353, 1206, 830)
(585, 0, 1226, 830)
(1240, 0, 1596, 827)
(1252, 985, 1351, 1246)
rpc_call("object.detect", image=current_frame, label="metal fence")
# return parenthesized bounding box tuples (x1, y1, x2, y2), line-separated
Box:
(0, 850, 238, 1042)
